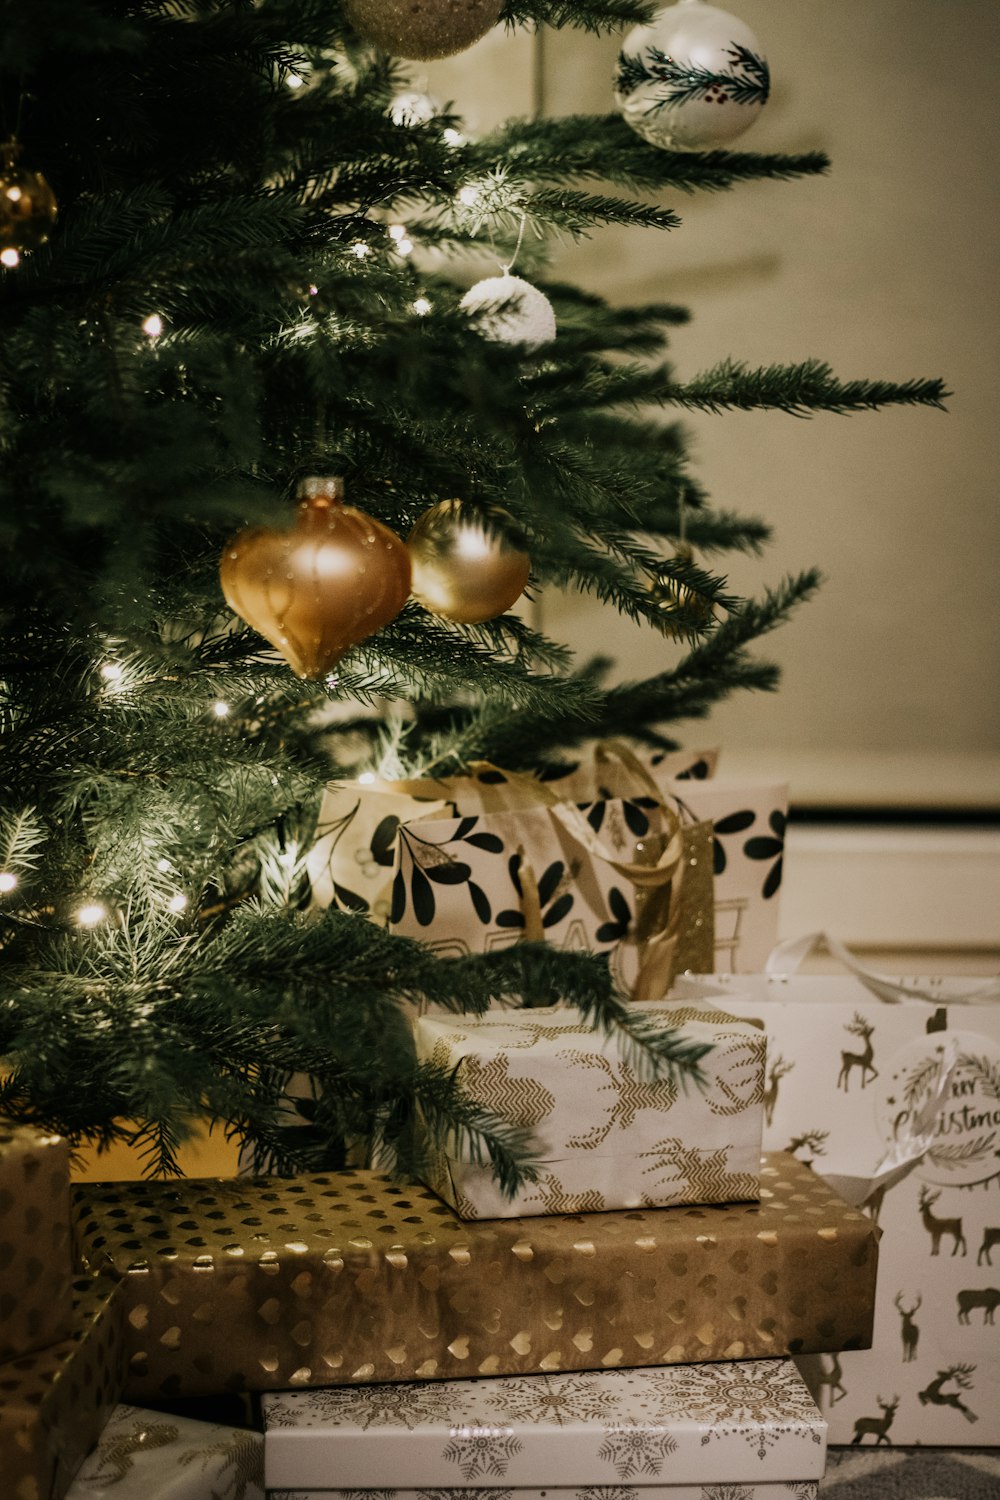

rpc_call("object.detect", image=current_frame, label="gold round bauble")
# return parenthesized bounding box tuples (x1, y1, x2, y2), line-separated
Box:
(220, 477, 411, 679)
(0, 140, 58, 254)
(650, 544, 716, 636)
(344, 0, 502, 60)
(408, 499, 531, 624)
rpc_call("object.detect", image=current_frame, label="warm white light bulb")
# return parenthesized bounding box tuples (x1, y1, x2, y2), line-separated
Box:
(458, 186, 479, 207)
(212, 700, 230, 718)
(412, 297, 432, 317)
(156, 858, 172, 873)
(357, 772, 376, 785)
(167, 892, 188, 913)
(396, 238, 413, 257)
(76, 903, 107, 928)
(100, 662, 123, 682)
(286, 71, 305, 90)
(0, 871, 17, 893)
(142, 314, 163, 338)
(388, 224, 406, 242)
(352, 242, 370, 259)
(443, 128, 464, 148)
(1, 248, 20, 268)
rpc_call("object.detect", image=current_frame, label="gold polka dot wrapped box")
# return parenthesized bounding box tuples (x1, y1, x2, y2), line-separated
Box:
(71, 1152, 878, 1402)
(414, 1001, 767, 1218)
(0, 1274, 124, 1500)
(0, 1121, 75, 1362)
(262, 1357, 826, 1497)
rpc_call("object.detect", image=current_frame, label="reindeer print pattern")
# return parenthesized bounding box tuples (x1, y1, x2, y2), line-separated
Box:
(560, 1050, 677, 1149)
(837, 1012, 878, 1091)
(918, 1364, 978, 1423)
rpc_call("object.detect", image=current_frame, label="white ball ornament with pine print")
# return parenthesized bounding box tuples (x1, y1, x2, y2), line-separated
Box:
(615, 0, 770, 152)
(459, 272, 556, 351)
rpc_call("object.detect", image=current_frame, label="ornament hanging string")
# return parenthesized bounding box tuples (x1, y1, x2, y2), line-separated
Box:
(486, 211, 528, 278)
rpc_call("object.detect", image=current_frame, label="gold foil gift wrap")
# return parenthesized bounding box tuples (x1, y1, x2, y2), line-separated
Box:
(72, 1152, 878, 1402)
(413, 1000, 765, 1219)
(0, 1122, 75, 1362)
(0, 1275, 124, 1500)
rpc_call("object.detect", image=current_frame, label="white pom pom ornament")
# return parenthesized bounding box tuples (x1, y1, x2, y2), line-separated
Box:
(615, 0, 769, 152)
(459, 273, 556, 351)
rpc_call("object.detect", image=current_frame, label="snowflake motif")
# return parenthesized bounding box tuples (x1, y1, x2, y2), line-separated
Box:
(442, 1428, 523, 1481)
(597, 1425, 678, 1479)
(644, 1361, 823, 1460)
(495, 1374, 623, 1427)
(783, 1485, 818, 1500)
(700, 1487, 754, 1500)
(579, 1489, 639, 1500)
(418, 1492, 514, 1500)
(267, 1383, 455, 1431)
(343, 1492, 397, 1500)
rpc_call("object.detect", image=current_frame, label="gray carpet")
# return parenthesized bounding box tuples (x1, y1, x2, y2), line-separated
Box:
(820, 1447, 1000, 1498)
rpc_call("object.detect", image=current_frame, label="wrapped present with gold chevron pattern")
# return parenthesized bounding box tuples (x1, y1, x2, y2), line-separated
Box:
(414, 999, 766, 1218)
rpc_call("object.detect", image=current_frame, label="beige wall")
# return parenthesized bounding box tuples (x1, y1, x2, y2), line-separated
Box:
(427, 3, 1000, 794)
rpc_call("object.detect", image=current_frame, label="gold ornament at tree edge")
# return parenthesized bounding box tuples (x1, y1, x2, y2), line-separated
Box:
(0, 139, 58, 254)
(343, 0, 502, 60)
(650, 543, 716, 635)
(408, 499, 531, 624)
(220, 476, 411, 679)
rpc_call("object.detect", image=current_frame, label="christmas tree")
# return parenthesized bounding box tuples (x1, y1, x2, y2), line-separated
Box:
(0, 0, 944, 1182)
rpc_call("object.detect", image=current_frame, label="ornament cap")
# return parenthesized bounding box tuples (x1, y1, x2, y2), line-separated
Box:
(297, 474, 346, 511)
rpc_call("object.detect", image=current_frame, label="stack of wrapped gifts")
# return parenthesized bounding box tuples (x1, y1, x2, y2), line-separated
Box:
(2, 744, 911, 1497)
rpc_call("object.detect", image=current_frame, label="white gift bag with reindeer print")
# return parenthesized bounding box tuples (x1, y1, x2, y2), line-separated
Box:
(670, 955, 1000, 1446)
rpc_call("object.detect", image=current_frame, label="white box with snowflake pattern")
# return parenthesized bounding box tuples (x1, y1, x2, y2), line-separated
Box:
(262, 1360, 826, 1495)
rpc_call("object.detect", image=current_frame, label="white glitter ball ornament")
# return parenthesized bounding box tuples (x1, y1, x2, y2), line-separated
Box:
(614, 0, 769, 152)
(459, 273, 556, 350)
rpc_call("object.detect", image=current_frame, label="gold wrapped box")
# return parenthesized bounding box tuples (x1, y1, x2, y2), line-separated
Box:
(415, 1001, 766, 1218)
(73, 1152, 878, 1402)
(0, 1275, 124, 1500)
(0, 1121, 75, 1362)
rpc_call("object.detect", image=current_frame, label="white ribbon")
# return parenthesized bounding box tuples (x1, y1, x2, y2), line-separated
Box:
(765, 930, 1000, 1005)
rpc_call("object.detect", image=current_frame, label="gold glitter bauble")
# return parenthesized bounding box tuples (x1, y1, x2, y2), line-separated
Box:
(0, 139, 57, 255)
(220, 477, 411, 679)
(650, 544, 716, 636)
(344, 0, 503, 60)
(408, 500, 530, 624)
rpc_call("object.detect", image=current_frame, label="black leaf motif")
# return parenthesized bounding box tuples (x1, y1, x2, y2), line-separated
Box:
(469, 881, 491, 924)
(586, 801, 607, 833)
(455, 816, 479, 839)
(715, 809, 756, 835)
(537, 860, 565, 907)
(390, 869, 406, 924)
(508, 852, 523, 897)
(543, 891, 574, 928)
(333, 881, 369, 913)
(595, 885, 632, 943)
(465, 831, 504, 852)
(496, 908, 525, 928)
(676, 757, 711, 781)
(713, 838, 726, 876)
(370, 814, 401, 868)
(745, 835, 783, 861)
(411, 864, 436, 926)
(424, 861, 472, 885)
(476, 769, 507, 785)
(622, 800, 651, 836)
(745, 808, 786, 900)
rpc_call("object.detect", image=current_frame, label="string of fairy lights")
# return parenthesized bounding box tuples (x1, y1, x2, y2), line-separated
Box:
(2, 3, 770, 934)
